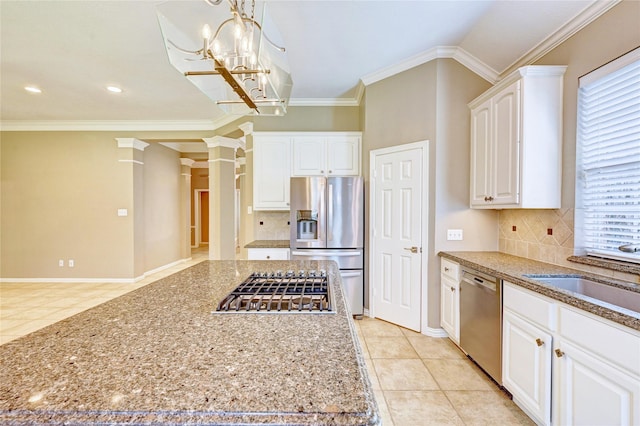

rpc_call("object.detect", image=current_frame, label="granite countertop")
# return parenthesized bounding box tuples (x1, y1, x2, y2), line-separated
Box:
(439, 251, 640, 331)
(245, 240, 291, 249)
(0, 260, 379, 425)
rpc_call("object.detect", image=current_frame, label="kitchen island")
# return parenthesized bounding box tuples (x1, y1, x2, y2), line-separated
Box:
(0, 260, 379, 425)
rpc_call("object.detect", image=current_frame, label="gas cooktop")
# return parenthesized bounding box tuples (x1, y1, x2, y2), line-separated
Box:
(214, 270, 334, 313)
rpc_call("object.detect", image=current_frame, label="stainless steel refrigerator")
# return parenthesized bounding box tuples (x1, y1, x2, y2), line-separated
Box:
(290, 176, 364, 317)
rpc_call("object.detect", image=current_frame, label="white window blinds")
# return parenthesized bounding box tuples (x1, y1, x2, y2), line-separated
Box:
(576, 48, 640, 263)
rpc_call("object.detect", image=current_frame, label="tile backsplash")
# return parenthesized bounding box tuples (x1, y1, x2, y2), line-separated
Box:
(498, 208, 638, 282)
(254, 211, 290, 240)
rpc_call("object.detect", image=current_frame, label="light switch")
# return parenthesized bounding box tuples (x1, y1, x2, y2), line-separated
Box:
(117, 209, 128, 217)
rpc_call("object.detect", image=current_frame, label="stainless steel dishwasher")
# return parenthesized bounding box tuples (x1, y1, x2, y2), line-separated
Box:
(459, 267, 502, 384)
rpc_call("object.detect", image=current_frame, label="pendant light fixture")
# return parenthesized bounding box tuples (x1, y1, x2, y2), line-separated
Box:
(157, 0, 292, 116)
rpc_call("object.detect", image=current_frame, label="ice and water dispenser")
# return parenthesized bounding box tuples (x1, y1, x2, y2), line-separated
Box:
(296, 210, 318, 240)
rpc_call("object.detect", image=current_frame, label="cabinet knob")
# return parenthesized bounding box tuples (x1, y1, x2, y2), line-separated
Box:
(450, 286, 455, 292)
(320, 170, 324, 174)
(266, 256, 271, 259)
(555, 349, 564, 358)
(444, 267, 450, 272)
(535, 338, 544, 347)
(328, 170, 333, 174)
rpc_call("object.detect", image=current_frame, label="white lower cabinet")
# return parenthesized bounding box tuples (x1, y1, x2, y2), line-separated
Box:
(502, 281, 640, 426)
(246, 248, 290, 260)
(440, 259, 460, 343)
(502, 309, 552, 425)
(555, 340, 639, 426)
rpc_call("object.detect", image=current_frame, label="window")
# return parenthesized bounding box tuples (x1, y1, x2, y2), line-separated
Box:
(575, 47, 640, 264)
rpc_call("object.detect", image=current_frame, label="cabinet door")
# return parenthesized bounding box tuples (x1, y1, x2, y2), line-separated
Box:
(440, 274, 459, 343)
(326, 136, 360, 175)
(470, 98, 492, 206)
(492, 80, 520, 205)
(247, 248, 290, 260)
(292, 136, 326, 176)
(253, 137, 291, 210)
(502, 309, 552, 425)
(555, 340, 640, 426)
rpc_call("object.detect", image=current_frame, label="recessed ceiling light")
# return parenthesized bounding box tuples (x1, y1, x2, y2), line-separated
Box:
(24, 86, 42, 93)
(107, 86, 123, 93)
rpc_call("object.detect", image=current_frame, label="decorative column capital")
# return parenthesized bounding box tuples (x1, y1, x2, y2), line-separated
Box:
(116, 138, 149, 151)
(203, 136, 244, 150)
(238, 121, 253, 136)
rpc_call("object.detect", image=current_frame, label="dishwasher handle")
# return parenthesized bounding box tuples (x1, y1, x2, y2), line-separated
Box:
(461, 272, 497, 292)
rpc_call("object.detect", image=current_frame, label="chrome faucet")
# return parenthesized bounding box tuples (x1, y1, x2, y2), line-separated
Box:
(618, 243, 640, 253)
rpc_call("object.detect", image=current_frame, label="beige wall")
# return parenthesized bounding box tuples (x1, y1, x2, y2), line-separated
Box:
(142, 143, 182, 272)
(363, 58, 497, 329)
(498, 0, 640, 279)
(534, 0, 640, 207)
(1, 132, 134, 278)
(254, 106, 360, 131)
(1, 132, 188, 279)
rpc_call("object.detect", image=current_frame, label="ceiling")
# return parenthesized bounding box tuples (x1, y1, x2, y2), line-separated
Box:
(0, 0, 616, 129)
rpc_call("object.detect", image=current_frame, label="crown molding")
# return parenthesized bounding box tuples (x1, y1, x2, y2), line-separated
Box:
(500, 0, 621, 77)
(0, 119, 231, 132)
(361, 46, 500, 86)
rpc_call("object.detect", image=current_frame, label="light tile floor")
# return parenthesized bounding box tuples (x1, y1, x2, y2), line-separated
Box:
(353, 318, 534, 425)
(1, 249, 533, 425)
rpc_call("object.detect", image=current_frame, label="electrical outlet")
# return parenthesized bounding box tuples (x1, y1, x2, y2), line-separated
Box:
(447, 229, 463, 241)
(68, 259, 75, 268)
(58, 259, 64, 267)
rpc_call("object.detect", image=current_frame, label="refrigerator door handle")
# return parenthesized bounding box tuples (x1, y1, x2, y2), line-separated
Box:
(291, 250, 361, 257)
(340, 272, 362, 278)
(327, 183, 333, 242)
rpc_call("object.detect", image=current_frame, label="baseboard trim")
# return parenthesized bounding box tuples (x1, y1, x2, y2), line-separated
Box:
(421, 326, 449, 338)
(0, 257, 192, 283)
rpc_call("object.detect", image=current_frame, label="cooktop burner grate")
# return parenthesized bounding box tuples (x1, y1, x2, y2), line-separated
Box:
(214, 270, 334, 313)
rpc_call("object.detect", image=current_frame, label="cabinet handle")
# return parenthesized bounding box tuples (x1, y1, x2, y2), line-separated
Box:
(535, 338, 544, 347)
(444, 267, 450, 272)
(266, 256, 271, 259)
(320, 170, 324, 174)
(450, 286, 455, 292)
(329, 170, 332, 174)
(555, 349, 564, 358)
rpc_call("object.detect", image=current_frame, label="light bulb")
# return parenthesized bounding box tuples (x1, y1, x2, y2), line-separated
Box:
(250, 53, 257, 67)
(202, 24, 212, 40)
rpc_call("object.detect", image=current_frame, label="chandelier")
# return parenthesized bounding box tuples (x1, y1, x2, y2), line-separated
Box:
(156, 0, 292, 116)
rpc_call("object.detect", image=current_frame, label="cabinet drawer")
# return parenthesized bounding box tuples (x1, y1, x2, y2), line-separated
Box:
(441, 259, 460, 280)
(558, 306, 640, 375)
(503, 281, 556, 331)
(247, 248, 290, 260)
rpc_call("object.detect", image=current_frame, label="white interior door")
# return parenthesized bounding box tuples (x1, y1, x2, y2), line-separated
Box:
(370, 142, 425, 332)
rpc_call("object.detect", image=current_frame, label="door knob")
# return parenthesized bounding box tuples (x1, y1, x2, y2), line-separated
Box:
(404, 246, 419, 253)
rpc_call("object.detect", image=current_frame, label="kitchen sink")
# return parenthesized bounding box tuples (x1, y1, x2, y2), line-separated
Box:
(524, 274, 640, 314)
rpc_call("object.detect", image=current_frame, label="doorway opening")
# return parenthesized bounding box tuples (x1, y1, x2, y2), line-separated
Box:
(194, 189, 209, 249)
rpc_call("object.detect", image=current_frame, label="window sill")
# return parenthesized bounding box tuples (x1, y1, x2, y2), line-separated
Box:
(567, 255, 640, 276)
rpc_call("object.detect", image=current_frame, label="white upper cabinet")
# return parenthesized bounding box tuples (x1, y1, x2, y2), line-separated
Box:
(252, 132, 361, 211)
(469, 66, 567, 209)
(292, 133, 361, 176)
(253, 134, 291, 211)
